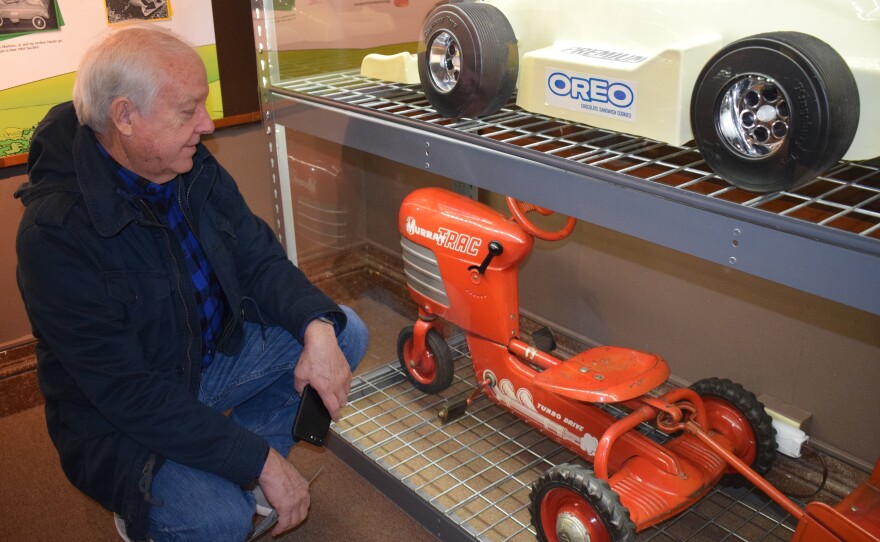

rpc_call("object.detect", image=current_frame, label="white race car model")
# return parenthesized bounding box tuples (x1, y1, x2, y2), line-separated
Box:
(413, 0, 880, 192)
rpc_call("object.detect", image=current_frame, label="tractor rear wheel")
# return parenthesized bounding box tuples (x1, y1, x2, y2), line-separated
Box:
(690, 377, 776, 480)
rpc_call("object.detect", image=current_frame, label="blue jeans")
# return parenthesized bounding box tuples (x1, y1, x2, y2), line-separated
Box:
(147, 306, 367, 542)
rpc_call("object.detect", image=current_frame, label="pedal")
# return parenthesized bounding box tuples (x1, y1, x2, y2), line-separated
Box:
(438, 399, 468, 424)
(438, 377, 494, 425)
(529, 326, 557, 353)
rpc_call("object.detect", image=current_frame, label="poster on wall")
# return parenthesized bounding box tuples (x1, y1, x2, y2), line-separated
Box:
(0, 0, 221, 160)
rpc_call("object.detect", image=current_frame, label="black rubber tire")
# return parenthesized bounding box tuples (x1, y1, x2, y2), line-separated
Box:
(690, 377, 776, 480)
(691, 31, 859, 193)
(417, 2, 518, 119)
(397, 326, 454, 394)
(530, 464, 636, 542)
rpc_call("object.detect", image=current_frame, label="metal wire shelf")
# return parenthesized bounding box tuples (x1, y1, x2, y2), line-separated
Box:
(332, 335, 798, 542)
(276, 70, 880, 241)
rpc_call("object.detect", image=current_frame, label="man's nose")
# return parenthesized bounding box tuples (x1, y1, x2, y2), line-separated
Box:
(197, 105, 215, 135)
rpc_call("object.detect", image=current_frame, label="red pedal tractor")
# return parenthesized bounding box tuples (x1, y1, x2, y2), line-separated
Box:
(396, 187, 880, 541)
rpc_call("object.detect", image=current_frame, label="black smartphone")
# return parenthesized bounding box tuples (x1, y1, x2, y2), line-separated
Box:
(292, 384, 331, 446)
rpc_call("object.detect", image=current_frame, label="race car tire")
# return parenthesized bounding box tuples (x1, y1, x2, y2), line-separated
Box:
(691, 32, 859, 193)
(417, 2, 518, 119)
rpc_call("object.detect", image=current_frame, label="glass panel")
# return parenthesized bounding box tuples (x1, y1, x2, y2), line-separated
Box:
(259, 0, 434, 85)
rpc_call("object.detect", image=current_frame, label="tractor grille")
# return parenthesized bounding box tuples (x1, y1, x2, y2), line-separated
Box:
(401, 237, 449, 307)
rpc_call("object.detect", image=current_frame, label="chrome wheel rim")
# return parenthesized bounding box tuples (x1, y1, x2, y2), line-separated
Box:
(717, 75, 790, 159)
(556, 511, 591, 542)
(427, 31, 461, 94)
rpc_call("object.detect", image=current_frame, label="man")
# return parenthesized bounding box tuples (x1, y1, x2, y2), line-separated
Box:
(15, 24, 368, 541)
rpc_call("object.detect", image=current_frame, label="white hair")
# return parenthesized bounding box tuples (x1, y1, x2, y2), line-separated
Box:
(72, 24, 198, 134)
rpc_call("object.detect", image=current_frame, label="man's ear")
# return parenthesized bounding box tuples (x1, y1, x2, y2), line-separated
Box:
(108, 97, 135, 136)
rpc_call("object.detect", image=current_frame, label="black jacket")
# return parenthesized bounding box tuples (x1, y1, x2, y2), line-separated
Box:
(15, 102, 345, 540)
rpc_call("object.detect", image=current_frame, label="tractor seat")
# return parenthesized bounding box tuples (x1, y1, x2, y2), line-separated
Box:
(533, 346, 670, 403)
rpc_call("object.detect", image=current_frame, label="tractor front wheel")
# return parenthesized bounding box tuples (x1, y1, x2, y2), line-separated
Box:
(530, 464, 636, 542)
(397, 326, 454, 394)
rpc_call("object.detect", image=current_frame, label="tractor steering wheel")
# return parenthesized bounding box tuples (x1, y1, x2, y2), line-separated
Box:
(506, 197, 577, 241)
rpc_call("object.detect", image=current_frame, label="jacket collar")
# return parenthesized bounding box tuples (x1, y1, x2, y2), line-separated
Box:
(20, 102, 218, 237)
(74, 124, 218, 238)
(74, 127, 144, 237)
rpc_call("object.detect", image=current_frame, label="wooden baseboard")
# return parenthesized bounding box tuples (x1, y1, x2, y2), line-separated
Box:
(0, 340, 39, 417)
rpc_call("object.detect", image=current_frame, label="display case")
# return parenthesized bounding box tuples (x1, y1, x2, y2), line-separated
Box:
(251, 1, 880, 316)
(249, 1, 879, 540)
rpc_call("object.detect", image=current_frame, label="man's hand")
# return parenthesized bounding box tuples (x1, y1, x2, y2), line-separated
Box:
(293, 319, 352, 421)
(258, 448, 310, 536)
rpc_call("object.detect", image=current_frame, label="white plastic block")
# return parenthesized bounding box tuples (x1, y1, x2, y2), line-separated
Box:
(772, 419, 809, 458)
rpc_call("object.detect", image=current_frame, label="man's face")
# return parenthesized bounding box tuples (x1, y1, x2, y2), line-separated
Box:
(122, 53, 215, 184)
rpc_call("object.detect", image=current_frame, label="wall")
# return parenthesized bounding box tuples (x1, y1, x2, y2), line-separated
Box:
(202, 123, 274, 225)
(0, 166, 29, 349)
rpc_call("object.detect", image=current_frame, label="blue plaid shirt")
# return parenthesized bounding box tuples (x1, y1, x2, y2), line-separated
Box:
(100, 145, 227, 370)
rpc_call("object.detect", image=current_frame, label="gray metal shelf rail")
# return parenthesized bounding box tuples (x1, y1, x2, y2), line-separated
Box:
(267, 71, 880, 316)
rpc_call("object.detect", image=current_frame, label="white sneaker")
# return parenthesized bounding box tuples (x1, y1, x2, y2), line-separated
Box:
(114, 514, 132, 542)
(114, 513, 154, 542)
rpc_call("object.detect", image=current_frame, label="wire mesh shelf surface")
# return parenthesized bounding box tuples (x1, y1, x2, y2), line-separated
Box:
(276, 70, 880, 242)
(333, 335, 798, 542)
